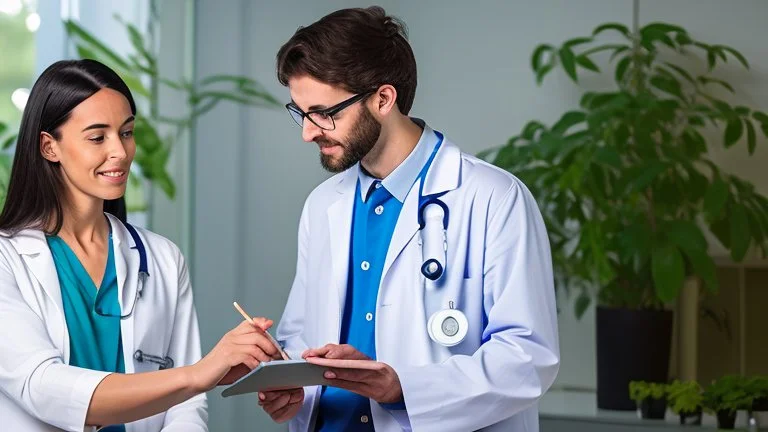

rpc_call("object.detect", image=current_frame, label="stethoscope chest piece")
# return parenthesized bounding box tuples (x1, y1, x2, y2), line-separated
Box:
(427, 301, 468, 347)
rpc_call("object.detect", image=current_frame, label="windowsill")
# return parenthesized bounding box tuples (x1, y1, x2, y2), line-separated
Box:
(539, 388, 760, 430)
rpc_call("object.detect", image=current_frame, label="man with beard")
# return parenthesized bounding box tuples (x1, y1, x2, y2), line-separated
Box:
(258, 6, 560, 432)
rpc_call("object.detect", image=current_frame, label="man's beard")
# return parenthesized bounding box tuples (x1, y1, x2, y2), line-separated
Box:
(318, 106, 381, 173)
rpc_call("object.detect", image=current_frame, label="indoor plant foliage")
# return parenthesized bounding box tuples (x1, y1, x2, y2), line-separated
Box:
(485, 21, 768, 314)
(629, 380, 668, 419)
(481, 19, 768, 410)
(702, 375, 754, 430)
(666, 379, 703, 425)
(64, 13, 280, 211)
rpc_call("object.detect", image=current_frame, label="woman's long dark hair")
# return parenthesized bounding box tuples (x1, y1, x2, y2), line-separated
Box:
(0, 59, 136, 235)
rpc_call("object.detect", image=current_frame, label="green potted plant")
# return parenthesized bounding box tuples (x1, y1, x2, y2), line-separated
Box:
(629, 381, 667, 419)
(666, 379, 703, 425)
(702, 375, 754, 430)
(0, 120, 14, 209)
(480, 15, 768, 410)
(746, 375, 768, 412)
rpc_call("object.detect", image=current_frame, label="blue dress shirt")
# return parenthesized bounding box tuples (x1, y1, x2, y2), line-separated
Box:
(315, 127, 440, 431)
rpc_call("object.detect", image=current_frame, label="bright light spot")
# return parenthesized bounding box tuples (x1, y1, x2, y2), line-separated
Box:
(0, 0, 23, 16)
(25, 12, 40, 32)
(11, 88, 29, 111)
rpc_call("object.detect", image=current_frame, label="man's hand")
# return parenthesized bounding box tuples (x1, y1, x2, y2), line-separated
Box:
(259, 388, 304, 423)
(303, 344, 403, 404)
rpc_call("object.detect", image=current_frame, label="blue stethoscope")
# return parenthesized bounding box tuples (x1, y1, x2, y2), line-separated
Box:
(121, 221, 174, 370)
(416, 132, 469, 347)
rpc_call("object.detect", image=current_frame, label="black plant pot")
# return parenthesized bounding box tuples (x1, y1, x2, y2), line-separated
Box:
(753, 397, 768, 412)
(679, 408, 702, 425)
(716, 410, 737, 430)
(596, 306, 673, 410)
(639, 397, 667, 419)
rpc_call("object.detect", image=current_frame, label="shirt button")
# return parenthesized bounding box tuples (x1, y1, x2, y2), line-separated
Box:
(374, 205, 384, 215)
(361, 261, 370, 271)
(365, 312, 373, 321)
(361, 415, 369, 423)
(374, 183, 382, 189)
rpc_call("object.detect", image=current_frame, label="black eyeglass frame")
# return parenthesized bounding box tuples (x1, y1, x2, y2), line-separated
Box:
(285, 90, 376, 131)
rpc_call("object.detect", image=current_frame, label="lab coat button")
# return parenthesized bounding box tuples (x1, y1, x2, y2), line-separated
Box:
(374, 205, 384, 215)
(361, 261, 370, 271)
(365, 312, 373, 321)
(361, 415, 369, 423)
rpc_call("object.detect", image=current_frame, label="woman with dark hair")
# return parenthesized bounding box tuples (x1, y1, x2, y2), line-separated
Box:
(0, 60, 280, 431)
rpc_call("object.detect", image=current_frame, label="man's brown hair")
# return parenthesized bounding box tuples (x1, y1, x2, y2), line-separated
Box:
(276, 6, 417, 114)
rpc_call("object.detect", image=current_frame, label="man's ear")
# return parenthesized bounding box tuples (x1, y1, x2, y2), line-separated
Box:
(40, 132, 60, 163)
(371, 84, 398, 116)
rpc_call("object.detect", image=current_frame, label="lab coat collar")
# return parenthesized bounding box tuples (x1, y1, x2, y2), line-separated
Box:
(357, 122, 439, 203)
(7, 213, 141, 319)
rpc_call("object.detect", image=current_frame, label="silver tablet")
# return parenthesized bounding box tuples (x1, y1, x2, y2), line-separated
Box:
(221, 360, 332, 397)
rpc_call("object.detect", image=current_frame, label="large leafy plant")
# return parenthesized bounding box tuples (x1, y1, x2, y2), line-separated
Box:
(0, 120, 15, 209)
(483, 21, 768, 317)
(64, 14, 280, 211)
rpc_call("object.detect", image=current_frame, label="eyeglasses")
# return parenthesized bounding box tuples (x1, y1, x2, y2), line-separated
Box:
(286, 91, 375, 131)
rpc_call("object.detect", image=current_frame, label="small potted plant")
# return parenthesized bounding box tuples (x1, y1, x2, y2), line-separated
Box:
(666, 380, 703, 425)
(629, 381, 667, 419)
(702, 375, 754, 430)
(747, 376, 768, 412)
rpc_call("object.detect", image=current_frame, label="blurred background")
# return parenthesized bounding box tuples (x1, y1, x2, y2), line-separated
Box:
(1, 0, 767, 431)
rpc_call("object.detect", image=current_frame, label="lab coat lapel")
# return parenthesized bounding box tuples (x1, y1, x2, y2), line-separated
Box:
(106, 214, 138, 372)
(327, 169, 357, 340)
(12, 231, 63, 310)
(381, 138, 463, 282)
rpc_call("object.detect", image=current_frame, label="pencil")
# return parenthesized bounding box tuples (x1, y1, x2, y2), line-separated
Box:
(233, 301, 291, 360)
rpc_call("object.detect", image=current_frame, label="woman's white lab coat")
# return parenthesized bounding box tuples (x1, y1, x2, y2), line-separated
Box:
(277, 126, 560, 432)
(0, 213, 207, 431)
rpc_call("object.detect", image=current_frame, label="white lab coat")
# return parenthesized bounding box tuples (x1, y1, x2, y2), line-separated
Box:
(277, 126, 560, 432)
(0, 213, 207, 432)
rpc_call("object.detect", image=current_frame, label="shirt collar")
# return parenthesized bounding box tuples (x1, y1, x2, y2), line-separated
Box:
(358, 121, 439, 203)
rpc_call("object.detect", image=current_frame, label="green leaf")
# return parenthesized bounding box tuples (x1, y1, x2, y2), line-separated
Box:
(0, 123, 6, 137)
(707, 50, 717, 70)
(580, 44, 628, 57)
(593, 23, 630, 38)
(536, 63, 554, 85)
(114, 15, 156, 73)
(593, 147, 622, 169)
(666, 220, 708, 252)
(721, 46, 750, 69)
(652, 244, 685, 303)
(704, 178, 729, 221)
(615, 56, 631, 83)
(552, 111, 587, 134)
(663, 62, 695, 83)
(685, 248, 719, 293)
(574, 293, 591, 319)
(624, 161, 666, 194)
(64, 20, 132, 70)
(724, 118, 744, 148)
(746, 120, 757, 155)
(531, 44, 554, 73)
(564, 37, 593, 49)
(730, 203, 751, 261)
(521, 121, 546, 140)
(2, 134, 17, 150)
(559, 46, 578, 82)
(650, 75, 683, 99)
(698, 76, 735, 93)
(576, 55, 600, 72)
(641, 27, 676, 50)
(753, 111, 768, 124)
(642, 22, 687, 35)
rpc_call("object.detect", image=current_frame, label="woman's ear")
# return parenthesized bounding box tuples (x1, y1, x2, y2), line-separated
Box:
(40, 132, 60, 163)
(371, 84, 398, 116)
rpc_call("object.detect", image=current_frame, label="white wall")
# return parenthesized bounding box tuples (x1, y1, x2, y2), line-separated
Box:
(188, 1, 768, 430)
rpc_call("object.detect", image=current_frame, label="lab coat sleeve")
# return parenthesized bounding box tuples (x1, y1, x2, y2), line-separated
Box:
(161, 246, 208, 431)
(394, 181, 560, 432)
(0, 251, 110, 432)
(276, 198, 312, 359)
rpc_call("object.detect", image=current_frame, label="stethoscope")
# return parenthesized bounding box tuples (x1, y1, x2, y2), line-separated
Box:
(121, 222, 173, 370)
(417, 132, 469, 347)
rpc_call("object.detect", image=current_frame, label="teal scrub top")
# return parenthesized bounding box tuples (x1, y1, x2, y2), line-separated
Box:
(47, 233, 126, 432)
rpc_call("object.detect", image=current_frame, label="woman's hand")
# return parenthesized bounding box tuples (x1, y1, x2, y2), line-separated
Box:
(190, 318, 280, 392)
